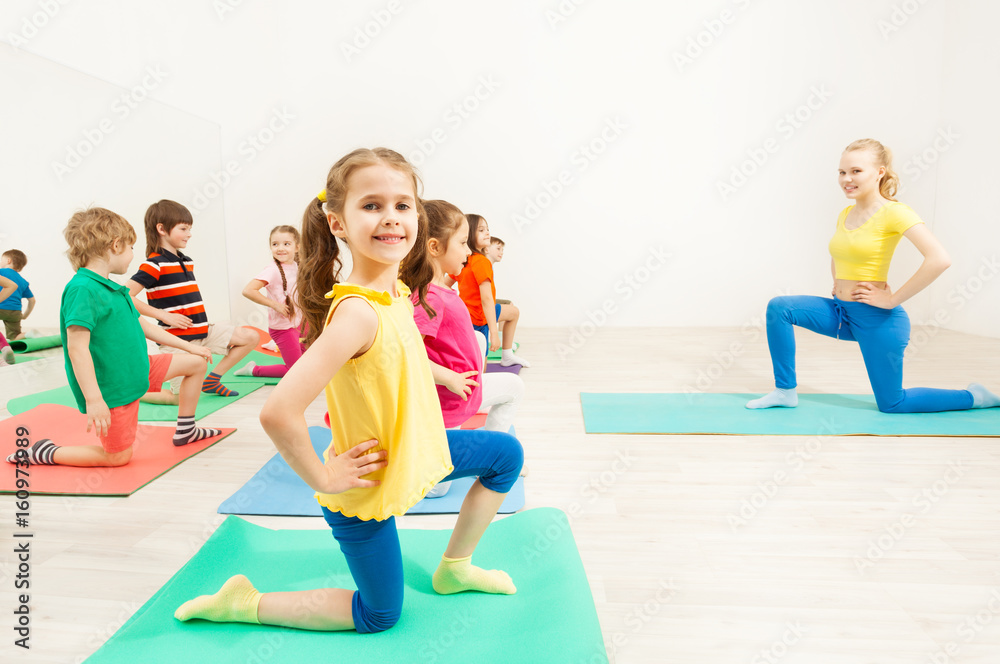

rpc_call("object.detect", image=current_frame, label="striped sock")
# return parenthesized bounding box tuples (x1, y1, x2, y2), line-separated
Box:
(173, 416, 222, 447)
(202, 372, 238, 397)
(6, 439, 60, 465)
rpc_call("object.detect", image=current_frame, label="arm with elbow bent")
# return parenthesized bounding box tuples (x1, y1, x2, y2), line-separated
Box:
(479, 280, 499, 352)
(852, 224, 951, 309)
(0, 276, 15, 305)
(126, 279, 193, 329)
(259, 297, 387, 494)
(427, 354, 478, 400)
(243, 278, 289, 318)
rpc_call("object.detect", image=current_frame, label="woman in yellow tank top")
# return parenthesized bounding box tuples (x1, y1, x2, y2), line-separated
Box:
(174, 148, 523, 633)
(747, 139, 1000, 413)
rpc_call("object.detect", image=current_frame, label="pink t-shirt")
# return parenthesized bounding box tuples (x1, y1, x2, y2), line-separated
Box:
(255, 261, 302, 330)
(412, 283, 483, 427)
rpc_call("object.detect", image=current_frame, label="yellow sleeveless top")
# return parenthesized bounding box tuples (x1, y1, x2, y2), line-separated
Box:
(828, 202, 924, 281)
(315, 281, 453, 520)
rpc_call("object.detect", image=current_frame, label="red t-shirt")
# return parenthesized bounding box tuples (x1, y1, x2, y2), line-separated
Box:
(455, 254, 495, 326)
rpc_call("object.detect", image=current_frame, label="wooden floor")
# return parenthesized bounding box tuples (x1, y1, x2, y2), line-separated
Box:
(3, 326, 1000, 664)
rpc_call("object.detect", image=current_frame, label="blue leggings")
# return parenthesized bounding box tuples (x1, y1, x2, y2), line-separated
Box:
(320, 428, 523, 633)
(766, 295, 973, 413)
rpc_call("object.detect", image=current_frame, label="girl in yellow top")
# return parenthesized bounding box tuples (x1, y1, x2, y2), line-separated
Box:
(175, 148, 523, 633)
(747, 138, 1000, 413)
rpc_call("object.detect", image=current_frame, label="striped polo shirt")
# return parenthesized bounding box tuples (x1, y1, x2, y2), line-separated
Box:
(130, 249, 209, 341)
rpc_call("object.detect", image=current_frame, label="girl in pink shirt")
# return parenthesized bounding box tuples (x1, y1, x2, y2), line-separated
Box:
(238, 225, 305, 378)
(400, 200, 525, 497)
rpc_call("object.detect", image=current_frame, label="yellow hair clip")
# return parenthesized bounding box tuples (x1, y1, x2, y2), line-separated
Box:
(317, 189, 327, 202)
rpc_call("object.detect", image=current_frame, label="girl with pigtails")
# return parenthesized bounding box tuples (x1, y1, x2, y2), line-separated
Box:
(238, 225, 305, 378)
(747, 138, 1000, 413)
(175, 147, 523, 633)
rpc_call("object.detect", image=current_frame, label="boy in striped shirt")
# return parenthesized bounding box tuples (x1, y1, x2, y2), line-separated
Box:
(127, 200, 256, 397)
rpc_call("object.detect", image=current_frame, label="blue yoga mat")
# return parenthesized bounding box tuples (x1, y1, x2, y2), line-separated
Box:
(219, 427, 525, 516)
(580, 392, 1000, 436)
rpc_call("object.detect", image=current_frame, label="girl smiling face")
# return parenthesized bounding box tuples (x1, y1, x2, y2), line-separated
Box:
(838, 149, 886, 201)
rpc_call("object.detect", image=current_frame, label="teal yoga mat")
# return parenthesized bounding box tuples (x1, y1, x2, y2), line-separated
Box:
(580, 392, 1000, 436)
(6, 383, 262, 421)
(83, 510, 606, 664)
(218, 426, 524, 516)
(10, 334, 62, 353)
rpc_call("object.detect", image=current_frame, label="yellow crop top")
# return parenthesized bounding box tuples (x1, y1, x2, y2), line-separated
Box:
(828, 202, 924, 281)
(315, 281, 453, 521)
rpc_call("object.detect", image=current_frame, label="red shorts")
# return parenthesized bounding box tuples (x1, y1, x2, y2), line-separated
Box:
(99, 354, 173, 453)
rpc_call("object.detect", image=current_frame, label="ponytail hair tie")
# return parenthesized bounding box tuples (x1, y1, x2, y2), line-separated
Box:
(317, 189, 327, 202)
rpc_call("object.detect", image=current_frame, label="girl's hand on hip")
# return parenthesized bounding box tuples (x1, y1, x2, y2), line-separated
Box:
(852, 282, 894, 309)
(318, 438, 387, 494)
(444, 369, 479, 401)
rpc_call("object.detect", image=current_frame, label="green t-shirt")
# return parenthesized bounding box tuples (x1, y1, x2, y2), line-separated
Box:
(60, 268, 150, 411)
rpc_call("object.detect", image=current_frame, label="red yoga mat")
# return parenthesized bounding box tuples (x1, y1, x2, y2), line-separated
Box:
(0, 404, 235, 496)
(249, 326, 281, 357)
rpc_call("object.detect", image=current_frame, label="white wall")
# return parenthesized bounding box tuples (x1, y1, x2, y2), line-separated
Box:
(928, 1, 1000, 337)
(2, 0, 994, 335)
(0, 47, 227, 331)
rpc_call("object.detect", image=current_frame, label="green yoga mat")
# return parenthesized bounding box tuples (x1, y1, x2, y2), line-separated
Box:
(486, 341, 519, 362)
(216, 349, 286, 385)
(6, 383, 262, 421)
(10, 334, 62, 353)
(581, 392, 1000, 436)
(84, 509, 607, 664)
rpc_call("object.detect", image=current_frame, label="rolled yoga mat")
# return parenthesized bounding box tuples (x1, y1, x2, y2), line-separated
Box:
(218, 426, 525, 517)
(10, 334, 62, 353)
(580, 392, 1000, 436)
(82, 509, 606, 664)
(0, 404, 235, 496)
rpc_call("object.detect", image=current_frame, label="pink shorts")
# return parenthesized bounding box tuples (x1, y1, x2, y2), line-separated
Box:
(99, 354, 172, 453)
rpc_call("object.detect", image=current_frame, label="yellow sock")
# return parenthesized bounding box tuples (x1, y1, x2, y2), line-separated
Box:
(432, 555, 516, 595)
(174, 574, 262, 624)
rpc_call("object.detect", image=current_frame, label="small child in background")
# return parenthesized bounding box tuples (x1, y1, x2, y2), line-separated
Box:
(455, 214, 529, 367)
(237, 225, 304, 378)
(400, 200, 525, 498)
(483, 236, 504, 265)
(0, 249, 36, 341)
(127, 200, 256, 397)
(6, 208, 221, 468)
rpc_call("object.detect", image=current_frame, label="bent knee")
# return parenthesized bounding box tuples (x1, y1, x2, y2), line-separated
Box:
(357, 606, 401, 633)
(106, 449, 133, 466)
(234, 327, 257, 346)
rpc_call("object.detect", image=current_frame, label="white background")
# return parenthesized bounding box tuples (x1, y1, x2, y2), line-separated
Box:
(1, 0, 997, 337)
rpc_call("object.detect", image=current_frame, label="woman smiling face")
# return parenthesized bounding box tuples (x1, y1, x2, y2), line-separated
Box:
(838, 149, 885, 201)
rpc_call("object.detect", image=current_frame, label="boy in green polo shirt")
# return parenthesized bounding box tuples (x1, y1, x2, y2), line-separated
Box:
(6, 208, 224, 467)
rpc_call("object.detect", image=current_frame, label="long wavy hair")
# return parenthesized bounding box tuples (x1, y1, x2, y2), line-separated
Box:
(399, 199, 466, 319)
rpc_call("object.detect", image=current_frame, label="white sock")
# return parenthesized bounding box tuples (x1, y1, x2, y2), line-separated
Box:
(425, 481, 452, 498)
(746, 388, 798, 409)
(500, 349, 530, 368)
(1, 346, 14, 365)
(233, 361, 256, 377)
(968, 383, 1000, 409)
